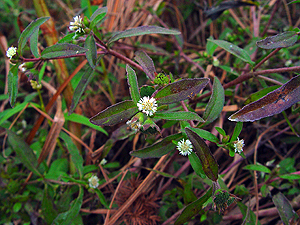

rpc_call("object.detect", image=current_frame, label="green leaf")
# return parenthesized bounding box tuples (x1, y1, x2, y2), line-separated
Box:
(203, 77, 224, 124)
(134, 50, 156, 80)
(42, 185, 58, 224)
(90, 7, 107, 29)
(52, 187, 83, 225)
(30, 28, 40, 58)
(188, 127, 219, 143)
(244, 85, 280, 105)
(64, 113, 108, 135)
(45, 158, 68, 180)
(126, 64, 140, 104)
(188, 152, 206, 178)
(279, 174, 300, 180)
(69, 67, 95, 115)
(0, 102, 29, 125)
(272, 192, 297, 225)
(206, 36, 218, 56)
(208, 39, 254, 65)
(85, 35, 97, 68)
(7, 130, 41, 176)
(215, 127, 226, 136)
(8, 64, 19, 107)
(41, 43, 87, 59)
(154, 111, 204, 121)
(229, 75, 300, 122)
(237, 202, 262, 225)
(58, 33, 76, 43)
(155, 78, 209, 104)
(243, 164, 271, 174)
(130, 133, 182, 158)
(256, 31, 298, 49)
(175, 187, 212, 225)
(94, 189, 109, 208)
(59, 132, 83, 178)
(89, 100, 138, 126)
(18, 17, 49, 55)
(107, 26, 181, 45)
(230, 122, 243, 142)
(185, 128, 219, 181)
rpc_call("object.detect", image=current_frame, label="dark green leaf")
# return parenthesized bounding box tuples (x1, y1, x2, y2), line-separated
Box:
(134, 50, 156, 80)
(64, 113, 108, 135)
(243, 164, 271, 173)
(130, 133, 182, 158)
(272, 192, 297, 225)
(154, 111, 204, 121)
(18, 17, 49, 55)
(206, 36, 218, 56)
(203, 77, 224, 124)
(90, 100, 138, 126)
(90, 7, 107, 29)
(42, 185, 58, 224)
(52, 187, 83, 225)
(94, 189, 109, 208)
(188, 127, 219, 143)
(7, 130, 41, 176)
(208, 39, 254, 65)
(85, 35, 97, 68)
(155, 78, 209, 104)
(107, 26, 181, 45)
(41, 43, 87, 59)
(185, 128, 219, 181)
(126, 64, 140, 104)
(90, 6, 107, 22)
(8, 64, 19, 107)
(0, 102, 28, 125)
(230, 122, 243, 142)
(256, 31, 298, 49)
(229, 75, 300, 122)
(237, 202, 262, 225)
(175, 188, 212, 225)
(59, 132, 83, 178)
(188, 152, 206, 178)
(30, 28, 40, 58)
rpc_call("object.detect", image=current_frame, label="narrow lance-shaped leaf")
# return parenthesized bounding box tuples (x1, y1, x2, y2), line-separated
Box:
(230, 122, 243, 142)
(7, 130, 42, 176)
(154, 111, 204, 122)
(203, 77, 224, 124)
(272, 192, 297, 225)
(107, 26, 181, 45)
(130, 133, 182, 158)
(256, 31, 298, 49)
(188, 127, 219, 143)
(8, 64, 19, 107)
(134, 50, 156, 80)
(208, 39, 254, 65)
(90, 100, 138, 126)
(185, 127, 219, 181)
(85, 35, 97, 69)
(30, 28, 40, 58)
(90, 7, 107, 29)
(41, 43, 87, 59)
(229, 75, 300, 122)
(126, 64, 140, 104)
(18, 17, 50, 55)
(188, 152, 206, 178)
(155, 78, 209, 104)
(175, 188, 212, 225)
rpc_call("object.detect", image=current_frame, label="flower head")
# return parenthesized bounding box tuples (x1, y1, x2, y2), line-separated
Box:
(100, 158, 107, 166)
(177, 139, 193, 156)
(234, 137, 244, 154)
(137, 96, 157, 116)
(69, 16, 85, 33)
(88, 175, 99, 189)
(6, 47, 17, 59)
(126, 119, 142, 132)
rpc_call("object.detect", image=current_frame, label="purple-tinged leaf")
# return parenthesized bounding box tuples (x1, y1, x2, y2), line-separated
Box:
(8, 64, 19, 107)
(134, 50, 156, 80)
(185, 127, 219, 181)
(154, 111, 204, 122)
(41, 43, 87, 59)
(174, 188, 212, 225)
(107, 26, 181, 45)
(244, 85, 280, 105)
(126, 65, 140, 104)
(229, 75, 300, 122)
(203, 77, 224, 124)
(18, 17, 50, 55)
(272, 192, 297, 225)
(256, 31, 298, 49)
(90, 100, 138, 126)
(155, 78, 209, 104)
(85, 35, 97, 69)
(130, 133, 182, 158)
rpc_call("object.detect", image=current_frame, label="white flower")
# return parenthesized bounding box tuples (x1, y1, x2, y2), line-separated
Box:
(177, 139, 193, 156)
(100, 158, 107, 165)
(6, 47, 17, 59)
(19, 63, 26, 72)
(126, 119, 142, 132)
(69, 16, 84, 33)
(234, 137, 244, 154)
(88, 175, 99, 189)
(137, 96, 157, 116)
